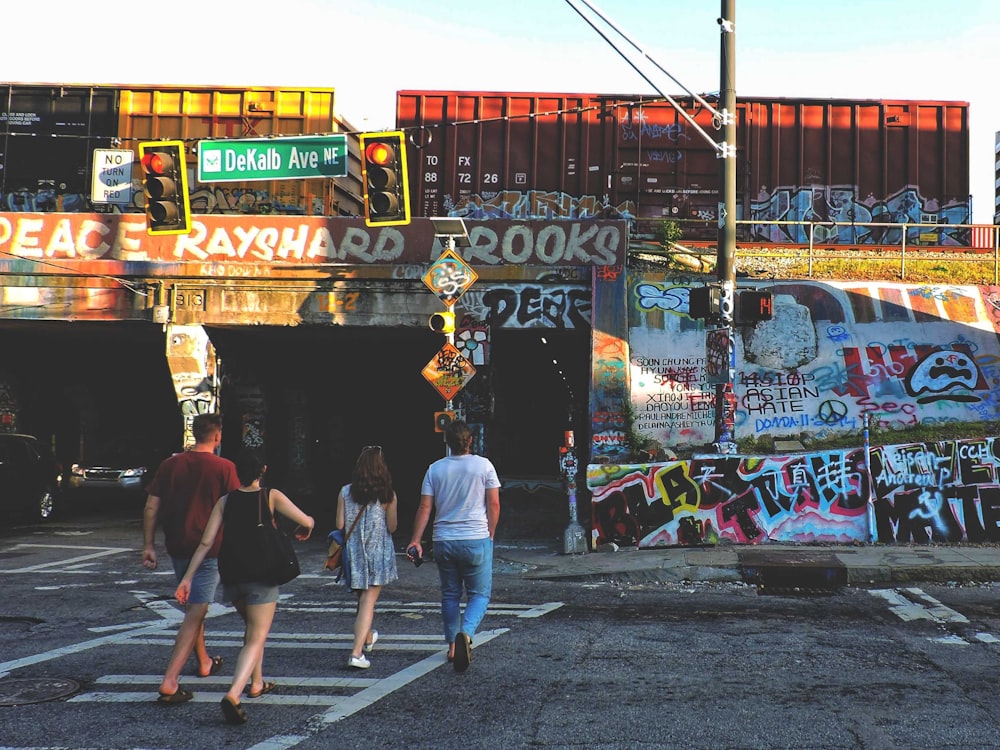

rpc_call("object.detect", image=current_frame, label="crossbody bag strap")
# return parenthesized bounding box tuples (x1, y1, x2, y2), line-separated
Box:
(343, 500, 365, 542)
(257, 487, 278, 525)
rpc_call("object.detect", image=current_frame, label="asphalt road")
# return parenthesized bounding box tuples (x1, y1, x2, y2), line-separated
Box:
(3, 501, 1000, 749)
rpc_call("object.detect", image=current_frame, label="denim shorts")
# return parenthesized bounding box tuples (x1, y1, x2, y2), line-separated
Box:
(170, 556, 219, 605)
(222, 580, 279, 605)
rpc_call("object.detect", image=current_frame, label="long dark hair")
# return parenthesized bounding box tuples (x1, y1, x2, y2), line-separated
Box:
(351, 446, 393, 505)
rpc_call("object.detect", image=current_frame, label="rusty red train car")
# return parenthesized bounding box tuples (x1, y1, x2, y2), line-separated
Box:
(396, 91, 970, 247)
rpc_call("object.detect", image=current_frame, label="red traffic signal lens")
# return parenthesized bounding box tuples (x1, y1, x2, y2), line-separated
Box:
(365, 141, 395, 167)
(142, 151, 175, 176)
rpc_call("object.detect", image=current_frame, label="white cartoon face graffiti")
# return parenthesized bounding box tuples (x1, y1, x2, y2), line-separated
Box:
(904, 349, 981, 403)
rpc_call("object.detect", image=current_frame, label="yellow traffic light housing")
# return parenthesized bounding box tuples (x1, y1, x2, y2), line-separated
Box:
(360, 131, 410, 227)
(429, 311, 455, 334)
(139, 140, 191, 235)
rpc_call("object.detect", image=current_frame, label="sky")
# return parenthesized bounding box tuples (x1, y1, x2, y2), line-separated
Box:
(8, 0, 1000, 222)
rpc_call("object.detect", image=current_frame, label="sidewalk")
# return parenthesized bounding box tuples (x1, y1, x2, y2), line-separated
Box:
(494, 539, 1000, 588)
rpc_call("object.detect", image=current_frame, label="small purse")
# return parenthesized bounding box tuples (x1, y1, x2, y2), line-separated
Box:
(324, 503, 364, 578)
(257, 487, 301, 586)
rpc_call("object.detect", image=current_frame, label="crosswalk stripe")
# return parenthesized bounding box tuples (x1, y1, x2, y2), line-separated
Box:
(71, 692, 343, 706)
(97, 675, 378, 688)
(870, 587, 997, 645)
(122, 637, 444, 652)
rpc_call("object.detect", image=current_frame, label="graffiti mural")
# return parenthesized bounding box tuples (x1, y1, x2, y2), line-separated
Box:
(587, 449, 871, 547)
(588, 437, 1000, 547)
(871, 438, 1000, 543)
(0, 214, 626, 267)
(747, 184, 971, 245)
(449, 189, 635, 222)
(165, 324, 218, 447)
(591, 262, 630, 462)
(628, 273, 1000, 451)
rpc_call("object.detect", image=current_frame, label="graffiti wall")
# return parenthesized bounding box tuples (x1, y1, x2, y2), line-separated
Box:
(871, 438, 1000, 544)
(628, 273, 1000, 451)
(588, 437, 1000, 547)
(588, 450, 871, 547)
(165, 324, 217, 447)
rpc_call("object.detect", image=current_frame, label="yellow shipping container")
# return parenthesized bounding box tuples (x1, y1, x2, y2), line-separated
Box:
(118, 85, 362, 217)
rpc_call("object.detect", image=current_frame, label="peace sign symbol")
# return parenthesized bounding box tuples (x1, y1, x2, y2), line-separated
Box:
(816, 399, 849, 425)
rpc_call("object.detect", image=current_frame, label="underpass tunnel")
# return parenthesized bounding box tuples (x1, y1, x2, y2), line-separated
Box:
(0, 320, 592, 540)
(206, 325, 591, 537)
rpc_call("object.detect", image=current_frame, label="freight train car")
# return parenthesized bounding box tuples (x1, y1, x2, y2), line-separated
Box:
(0, 84, 364, 218)
(396, 91, 971, 246)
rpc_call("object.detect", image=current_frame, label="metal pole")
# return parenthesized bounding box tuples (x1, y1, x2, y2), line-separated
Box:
(561, 430, 587, 554)
(714, 0, 737, 453)
(444, 234, 456, 457)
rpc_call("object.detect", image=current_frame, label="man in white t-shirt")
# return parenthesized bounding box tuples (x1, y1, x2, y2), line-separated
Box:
(408, 420, 501, 673)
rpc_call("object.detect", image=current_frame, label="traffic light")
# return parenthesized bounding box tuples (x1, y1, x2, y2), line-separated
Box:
(360, 131, 410, 227)
(429, 311, 455, 334)
(737, 290, 774, 323)
(688, 285, 721, 320)
(139, 141, 191, 235)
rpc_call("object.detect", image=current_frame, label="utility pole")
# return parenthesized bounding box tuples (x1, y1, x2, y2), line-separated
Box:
(564, 0, 739, 451)
(713, 0, 738, 453)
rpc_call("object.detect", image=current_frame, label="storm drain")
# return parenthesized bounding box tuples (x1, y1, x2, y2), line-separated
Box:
(0, 677, 80, 706)
(738, 549, 847, 595)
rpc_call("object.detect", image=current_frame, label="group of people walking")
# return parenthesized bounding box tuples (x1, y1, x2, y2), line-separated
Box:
(142, 413, 500, 725)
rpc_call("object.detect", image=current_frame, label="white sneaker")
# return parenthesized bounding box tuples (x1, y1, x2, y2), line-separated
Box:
(348, 654, 371, 669)
(364, 630, 379, 654)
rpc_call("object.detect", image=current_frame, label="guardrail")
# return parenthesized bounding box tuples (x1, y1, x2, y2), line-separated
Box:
(632, 220, 1000, 282)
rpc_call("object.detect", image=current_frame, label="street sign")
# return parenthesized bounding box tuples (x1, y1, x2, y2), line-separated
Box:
(422, 342, 477, 401)
(91, 149, 134, 205)
(197, 135, 348, 182)
(422, 248, 478, 305)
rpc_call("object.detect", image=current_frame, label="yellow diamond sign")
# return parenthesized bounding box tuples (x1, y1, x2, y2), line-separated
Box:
(422, 248, 478, 305)
(422, 342, 477, 401)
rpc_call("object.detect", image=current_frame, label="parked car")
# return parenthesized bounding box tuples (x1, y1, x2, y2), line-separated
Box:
(66, 438, 166, 498)
(0, 433, 62, 522)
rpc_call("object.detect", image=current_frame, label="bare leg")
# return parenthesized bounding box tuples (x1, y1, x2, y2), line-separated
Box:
(158, 603, 209, 695)
(351, 586, 382, 659)
(233, 598, 265, 695)
(194, 621, 215, 676)
(224, 601, 277, 706)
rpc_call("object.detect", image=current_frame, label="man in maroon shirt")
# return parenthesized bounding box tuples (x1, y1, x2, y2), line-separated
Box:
(142, 413, 240, 703)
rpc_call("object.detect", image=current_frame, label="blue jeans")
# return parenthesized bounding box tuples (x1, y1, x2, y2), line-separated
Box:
(435, 538, 493, 644)
(170, 556, 219, 605)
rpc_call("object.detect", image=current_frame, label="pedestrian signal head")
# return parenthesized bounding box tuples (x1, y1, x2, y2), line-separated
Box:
(434, 411, 455, 433)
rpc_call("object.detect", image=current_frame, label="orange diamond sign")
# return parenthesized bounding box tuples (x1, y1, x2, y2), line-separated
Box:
(422, 342, 477, 400)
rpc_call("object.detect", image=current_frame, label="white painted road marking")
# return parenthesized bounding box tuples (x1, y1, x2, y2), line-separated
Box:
(0, 543, 133, 573)
(870, 588, 968, 623)
(282, 599, 564, 618)
(0, 544, 562, 750)
(870, 587, 996, 645)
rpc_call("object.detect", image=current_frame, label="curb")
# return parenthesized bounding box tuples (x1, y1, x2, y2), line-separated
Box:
(495, 542, 1000, 587)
